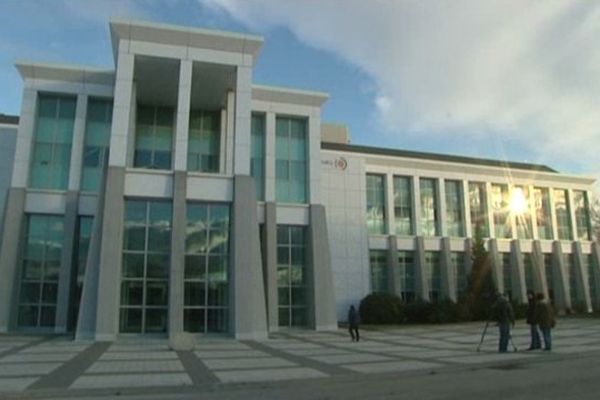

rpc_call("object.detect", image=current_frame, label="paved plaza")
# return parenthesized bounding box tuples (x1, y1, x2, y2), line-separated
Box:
(1, 318, 600, 398)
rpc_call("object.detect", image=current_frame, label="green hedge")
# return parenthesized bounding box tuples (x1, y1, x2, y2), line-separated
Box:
(358, 293, 404, 324)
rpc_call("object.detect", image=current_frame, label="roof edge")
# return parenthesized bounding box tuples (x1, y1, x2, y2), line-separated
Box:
(252, 84, 329, 107)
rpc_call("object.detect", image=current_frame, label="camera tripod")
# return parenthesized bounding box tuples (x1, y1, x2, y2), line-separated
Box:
(476, 320, 518, 352)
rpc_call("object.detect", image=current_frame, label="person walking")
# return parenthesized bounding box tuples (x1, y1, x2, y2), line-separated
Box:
(492, 293, 515, 353)
(348, 305, 360, 342)
(526, 291, 541, 350)
(535, 293, 556, 351)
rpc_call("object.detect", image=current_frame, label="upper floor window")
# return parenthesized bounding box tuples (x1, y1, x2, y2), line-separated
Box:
(420, 178, 438, 236)
(469, 182, 489, 237)
(30, 95, 76, 190)
(393, 176, 412, 235)
(491, 184, 511, 238)
(81, 99, 112, 192)
(188, 110, 220, 173)
(251, 114, 266, 200)
(514, 186, 533, 239)
(366, 174, 386, 234)
(573, 190, 591, 240)
(275, 117, 307, 203)
(445, 180, 464, 237)
(554, 189, 572, 240)
(134, 105, 173, 170)
(534, 187, 553, 240)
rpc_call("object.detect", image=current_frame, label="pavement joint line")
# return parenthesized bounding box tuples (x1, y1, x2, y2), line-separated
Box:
(177, 350, 220, 386)
(27, 341, 111, 391)
(0, 336, 55, 360)
(242, 340, 349, 377)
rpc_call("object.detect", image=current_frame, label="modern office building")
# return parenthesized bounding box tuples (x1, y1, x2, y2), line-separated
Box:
(0, 19, 598, 341)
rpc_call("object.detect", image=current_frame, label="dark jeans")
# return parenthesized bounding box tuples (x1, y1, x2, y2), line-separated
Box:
(541, 327, 552, 350)
(349, 325, 360, 341)
(499, 323, 510, 352)
(529, 324, 541, 349)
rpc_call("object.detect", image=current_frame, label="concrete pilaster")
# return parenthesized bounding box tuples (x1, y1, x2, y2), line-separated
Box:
(511, 240, 527, 303)
(264, 202, 278, 331)
(464, 238, 474, 277)
(109, 53, 135, 168)
(529, 185, 539, 240)
(388, 236, 400, 296)
(385, 174, 395, 235)
(440, 237, 455, 301)
(307, 204, 337, 331)
(168, 171, 186, 339)
(438, 179, 447, 237)
(264, 112, 276, 202)
(54, 191, 79, 333)
(174, 60, 192, 172)
(488, 239, 502, 292)
(567, 190, 578, 241)
(0, 188, 26, 332)
(532, 241, 549, 298)
(549, 189, 559, 240)
(591, 243, 600, 310)
(68, 95, 88, 191)
(94, 166, 125, 340)
(462, 181, 472, 238)
(233, 67, 252, 175)
(11, 89, 37, 188)
(415, 236, 429, 301)
(485, 182, 494, 238)
(413, 178, 422, 236)
(231, 175, 267, 340)
(552, 240, 569, 313)
(224, 91, 235, 175)
(572, 242, 592, 312)
(219, 109, 227, 173)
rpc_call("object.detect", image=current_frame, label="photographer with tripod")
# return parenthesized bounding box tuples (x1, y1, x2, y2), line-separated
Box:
(491, 292, 515, 353)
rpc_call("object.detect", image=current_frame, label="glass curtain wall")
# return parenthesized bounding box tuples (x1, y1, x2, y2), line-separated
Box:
(534, 188, 553, 240)
(188, 110, 220, 173)
(469, 182, 489, 237)
(277, 226, 307, 327)
(18, 215, 64, 328)
(491, 184, 511, 238)
(554, 189, 572, 240)
(573, 191, 591, 240)
(370, 250, 388, 294)
(81, 99, 112, 192)
(398, 251, 415, 302)
(184, 203, 230, 333)
(29, 95, 76, 190)
(393, 176, 412, 235)
(425, 252, 441, 302)
(121, 200, 172, 333)
(420, 178, 438, 236)
(515, 186, 533, 239)
(564, 254, 579, 307)
(250, 113, 266, 200)
(71, 216, 93, 328)
(134, 105, 174, 170)
(502, 253, 513, 300)
(275, 117, 307, 203)
(523, 254, 534, 293)
(452, 252, 467, 298)
(445, 180, 464, 237)
(366, 174, 386, 234)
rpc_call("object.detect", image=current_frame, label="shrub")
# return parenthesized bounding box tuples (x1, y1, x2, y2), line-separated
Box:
(404, 300, 436, 323)
(358, 293, 404, 324)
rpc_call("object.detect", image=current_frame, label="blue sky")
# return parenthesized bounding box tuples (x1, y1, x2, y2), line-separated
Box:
(1, 0, 599, 183)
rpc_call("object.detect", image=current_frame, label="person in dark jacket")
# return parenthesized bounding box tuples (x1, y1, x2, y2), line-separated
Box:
(526, 291, 541, 350)
(535, 293, 556, 351)
(348, 305, 360, 342)
(492, 293, 515, 353)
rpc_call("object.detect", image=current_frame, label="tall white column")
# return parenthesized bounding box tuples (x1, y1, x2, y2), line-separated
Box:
(233, 66, 252, 175)
(264, 112, 276, 202)
(549, 188, 559, 240)
(68, 94, 88, 191)
(109, 53, 135, 168)
(438, 178, 447, 237)
(174, 60, 192, 172)
(225, 91, 235, 175)
(413, 176, 422, 236)
(568, 189, 578, 240)
(11, 88, 37, 188)
(386, 173, 395, 235)
(462, 180, 472, 238)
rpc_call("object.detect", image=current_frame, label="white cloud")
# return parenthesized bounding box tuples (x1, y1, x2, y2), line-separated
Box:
(202, 0, 600, 182)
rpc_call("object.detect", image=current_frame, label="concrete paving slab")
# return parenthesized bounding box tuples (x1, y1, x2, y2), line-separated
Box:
(215, 367, 328, 383)
(443, 352, 538, 364)
(0, 362, 61, 376)
(195, 343, 250, 351)
(203, 357, 296, 370)
(0, 377, 38, 392)
(265, 342, 324, 350)
(309, 353, 394, 365)
(87, 360, 185, 373)
(100, 351, 178, 360)
(343, 360, 442, 373)
(194, 349, 270, 359)
(284, 348, 351, 356)
(70, 373, 192, 389)
(108, 344, 170, 352)
(0, 352, 77, 363)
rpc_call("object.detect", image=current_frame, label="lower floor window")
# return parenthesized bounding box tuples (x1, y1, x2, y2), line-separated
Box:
(277, 226, 307, 327)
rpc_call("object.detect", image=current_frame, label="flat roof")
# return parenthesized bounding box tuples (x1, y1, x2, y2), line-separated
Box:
(252, 84, 329, 107)
(0, 114, 19, 125)
(15, 61, 114, 85)
(322, 142, 558, 173)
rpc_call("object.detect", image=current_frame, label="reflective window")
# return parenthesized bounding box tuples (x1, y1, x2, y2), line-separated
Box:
(398, 251, 415, 302)
(445, 180, 464, 237)
(573, 191, 591, 241)
(370, 250, 388, 294)
(18, 215, 64, 328)
(490, 184, 510, 238)
(425, 251, 441, 303)
(544, 254, 555, 304)
(534, 187, 553, 240)
(514, 186, 533, 239)
(81, 99, 112, 192)
(120, 200, 171, 333)
(452, 252, 467, 298)
(134, 105, 173, 170)
(251, 114, 265, 200)
(393, 176, 412, 235)
(72, 216, 93, 328)
(586, 254, 599, 310)
(554, 189, 572, 240)
(275, 117, 307, 203)
(523, 253, 534, 293)
(184, 203, 230, 333)
(30, 95, 76, 190)
(502, 253, 512, 300)
(565, 253, 578, 306)
(188, 110, 220, 173)
(420, 178, 438, 236)
(277, 226, 307, 327)
(366, 174, 386, 234)
(469, 182, 489, 237)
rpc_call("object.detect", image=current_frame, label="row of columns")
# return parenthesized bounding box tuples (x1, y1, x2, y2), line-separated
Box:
(381, 236, 600, 313)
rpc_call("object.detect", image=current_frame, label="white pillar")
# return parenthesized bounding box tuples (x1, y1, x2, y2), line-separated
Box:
(264, 112, 276, 202)
(109, 53, 135, 168)
(386, 173, 395, 235)
(11, 88, 37, 188)
(438, 178, 447, 237)
(413, 176, 422, 236)
(68, 94, 88, 191)
(174, 60, 192, 172)
(233, 66, 252, 175)
(462, 180, 472, 238)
